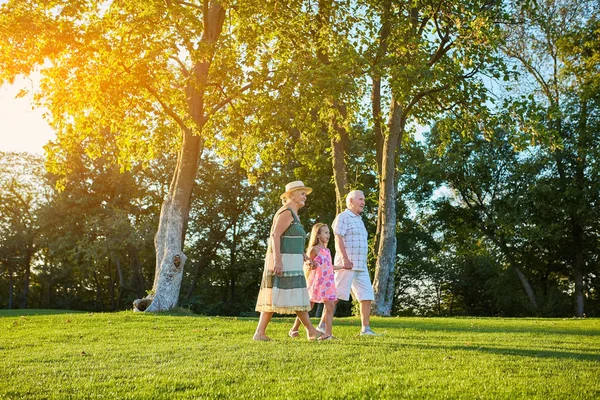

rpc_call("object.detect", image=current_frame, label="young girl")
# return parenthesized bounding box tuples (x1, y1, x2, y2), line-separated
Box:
(288, 223, 337, 340)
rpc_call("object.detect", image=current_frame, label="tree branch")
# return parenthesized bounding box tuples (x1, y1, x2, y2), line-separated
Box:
(418, 15, 430, 37)
(176, 0, 203, 9)
(205, 82, 252, 118)
(502, 47, 554, 103)
(170, 55, 190, 77)
(427, 18, 453, 69)
(406, 83, 451, 116)
(119, 62, 189, 131)
(428, 40, 453, 68)
(203, 0, 209, 33)
(432, 4, 446, 42)
(432, 96, 460, 113)
(143, 81, 189, 132)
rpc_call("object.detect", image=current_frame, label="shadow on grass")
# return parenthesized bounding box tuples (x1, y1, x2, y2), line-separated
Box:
(337, 339, 600, 362)
(453, 344, 600, 362)
(0, 309, 87, 318)
(0, 307, 202, 319)
(356, 318, 600, 337)
(259, 317, 600, 362)
(242, 315, 600, 338)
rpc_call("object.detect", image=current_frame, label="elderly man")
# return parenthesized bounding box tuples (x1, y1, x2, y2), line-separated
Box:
(319, 190, 378, 336)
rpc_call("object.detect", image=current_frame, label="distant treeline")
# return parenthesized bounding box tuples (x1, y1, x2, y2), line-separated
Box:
(0, 0, 598, 317)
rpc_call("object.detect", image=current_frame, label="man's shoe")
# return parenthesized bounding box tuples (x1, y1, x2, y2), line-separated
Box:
(360, 327, 381, 336)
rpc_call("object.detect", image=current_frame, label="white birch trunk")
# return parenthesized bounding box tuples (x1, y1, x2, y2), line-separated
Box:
(372, 99, 404, 316)
(134, 129, 202, 312)
(145, 196, 188, 312)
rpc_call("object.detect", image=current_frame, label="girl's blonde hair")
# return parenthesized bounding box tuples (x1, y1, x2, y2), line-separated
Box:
(307, 223, 327, 255)
(304, 223, 327, 280)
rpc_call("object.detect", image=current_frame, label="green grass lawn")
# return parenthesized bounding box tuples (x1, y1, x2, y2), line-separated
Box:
(1, 309, 599, 399)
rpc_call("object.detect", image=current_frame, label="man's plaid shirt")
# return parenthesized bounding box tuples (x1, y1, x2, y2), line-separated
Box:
(332, 209, 368, 272)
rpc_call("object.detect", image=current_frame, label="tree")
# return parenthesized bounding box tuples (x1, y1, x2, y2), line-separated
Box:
(0, 0, 282, 311)
(364, 0, 507, 315)
(426, 120, 542, 311)
(34, 135, 164, 311)
(502, 0, 600, 316)
(0, 152, 48, 308)
(208, 1, 366, 216)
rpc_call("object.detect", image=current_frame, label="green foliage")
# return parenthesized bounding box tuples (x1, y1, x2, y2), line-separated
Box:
(33, 141, 166, 310)
(387, 0, 600, 318)
(0, 152, 47, 308)
(0, 0, 599, 318)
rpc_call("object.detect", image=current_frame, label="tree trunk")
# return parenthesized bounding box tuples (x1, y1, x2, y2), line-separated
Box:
(229, 219, 238, 302)
(44, 272, 52, 308)
(185, 258, 207, 302)
(372, 77, 384, 178)
(113, 252, 127, 310)
(92, 270, 104, 311)
(184, 226, 232, 302)
(331, 117, 349, 214)
(142, 140, 199, 312)
(372, 99, 403, 316)
(316, 0, 350, 213)
(223, 278, 229, 302)
(372, 80, 384, 257)
(19, 249, 33, 309)
(436, 283, 442, 316)
(135, 3, 225, 312)
(8, 268, 14, 309)
(109, 259, 116, 311)
(371, 2, 391, 259)
(573, 223, 585, 317)
(572, 98, 588, 317)
(493, 236, 538, 311)
(128, 246, 146, 299)
(513, 266, 539, 310)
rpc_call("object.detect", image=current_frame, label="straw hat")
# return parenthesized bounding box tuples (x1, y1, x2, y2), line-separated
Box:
(280, 180, 313, 199)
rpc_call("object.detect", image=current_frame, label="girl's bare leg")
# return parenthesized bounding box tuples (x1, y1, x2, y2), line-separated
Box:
(319, 300, 337, 331)
(323, 301, 335, 336)
(253, 312, 273, 341)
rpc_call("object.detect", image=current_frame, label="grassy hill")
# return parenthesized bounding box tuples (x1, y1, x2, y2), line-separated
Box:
(1, 310, 599, 399)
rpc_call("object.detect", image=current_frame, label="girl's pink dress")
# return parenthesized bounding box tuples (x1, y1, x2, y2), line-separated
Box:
(306, 247, 337, 303)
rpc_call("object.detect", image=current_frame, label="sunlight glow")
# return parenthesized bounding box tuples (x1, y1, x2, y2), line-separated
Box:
(0, 75, 55, 154)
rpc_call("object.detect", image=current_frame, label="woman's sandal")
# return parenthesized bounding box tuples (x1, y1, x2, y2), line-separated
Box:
(318, 335, 338, 341)
(308, 332, 326, 341)
(288, 329, 300, 338)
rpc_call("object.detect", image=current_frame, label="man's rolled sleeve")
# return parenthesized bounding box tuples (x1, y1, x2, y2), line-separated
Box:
(332, 214, 348, 236)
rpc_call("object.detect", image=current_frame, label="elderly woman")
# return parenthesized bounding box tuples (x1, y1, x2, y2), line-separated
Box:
(253, 181, 324, 341)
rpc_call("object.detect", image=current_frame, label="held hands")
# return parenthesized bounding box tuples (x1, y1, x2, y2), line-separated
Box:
(342, 257, 353, 270)
(303, 254, 317, 269)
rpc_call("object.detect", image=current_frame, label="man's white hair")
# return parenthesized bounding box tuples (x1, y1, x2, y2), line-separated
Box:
(345, 190, 364, 208)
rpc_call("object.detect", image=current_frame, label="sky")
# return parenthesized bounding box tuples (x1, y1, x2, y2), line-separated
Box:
(0, 74, 56, 154)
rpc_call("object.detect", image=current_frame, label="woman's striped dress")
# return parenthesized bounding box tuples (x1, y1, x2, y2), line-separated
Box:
(255, 208, 311, 314)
